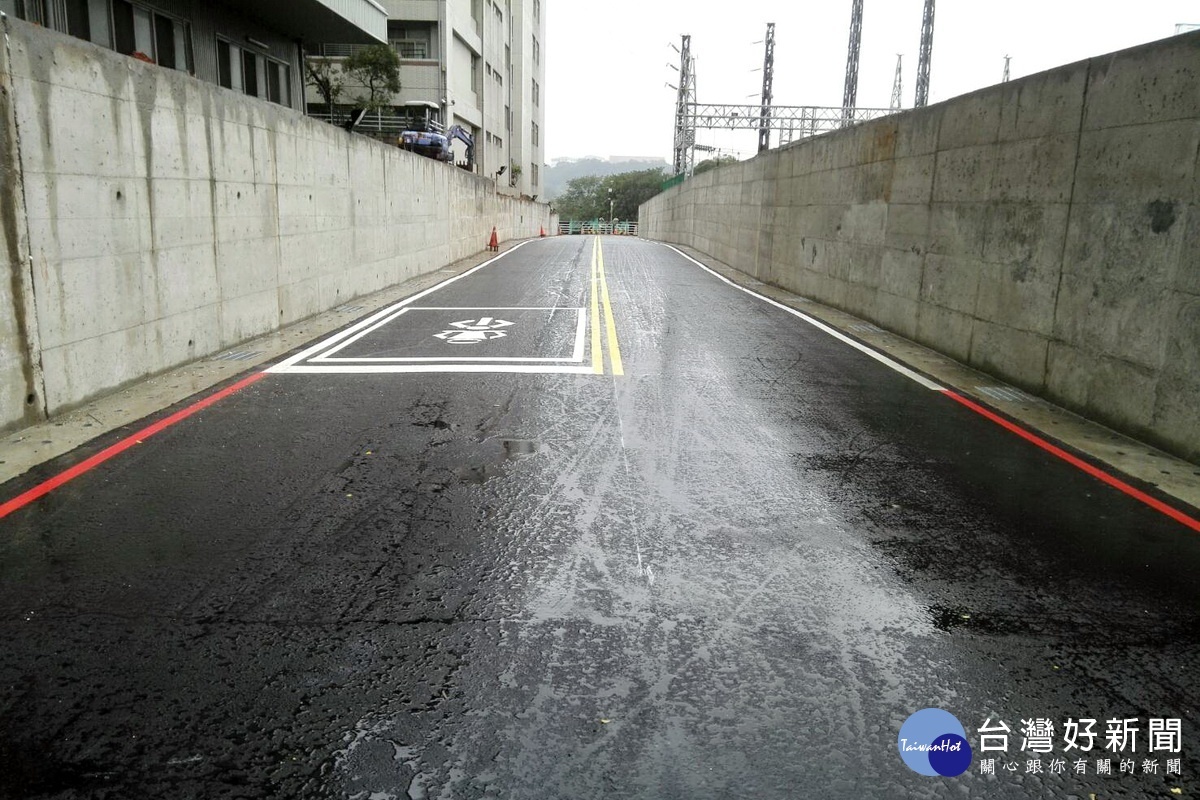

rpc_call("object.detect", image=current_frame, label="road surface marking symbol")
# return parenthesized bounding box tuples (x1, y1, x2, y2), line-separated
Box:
(433, 316, 514, 345)
(597, 238, 624, 376)
(266, 239, 613, 375)
(269, 241, 535, 373)
(433, 329, 508, 344)
(590, 237, 604, 374)
(302, 307, 585, 366)
(448, 317, 514, 331)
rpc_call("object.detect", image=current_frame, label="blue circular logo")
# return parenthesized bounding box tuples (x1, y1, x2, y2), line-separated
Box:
(897, 708, 973, 776)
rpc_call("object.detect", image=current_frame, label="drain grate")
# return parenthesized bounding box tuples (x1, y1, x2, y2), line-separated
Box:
(976, 385, 1037, 404)
(337, 304, 366, 313)
(211, 350, 262, 362)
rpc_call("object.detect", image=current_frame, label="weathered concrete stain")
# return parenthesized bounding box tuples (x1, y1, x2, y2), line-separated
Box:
(0, 18, 42, 427)
(1147, 198, 1177, 233)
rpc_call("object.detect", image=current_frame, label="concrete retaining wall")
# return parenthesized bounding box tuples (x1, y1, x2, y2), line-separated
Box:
(0, 17, 554, 431)
(641, 32, 1200, 463)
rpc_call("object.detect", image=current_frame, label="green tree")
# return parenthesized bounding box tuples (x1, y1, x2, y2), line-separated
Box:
(606, 167, 668, 220)
(553, 168, 666, 221)
(554, 175, 607, 220)
(305, 57, 345, 114)
(344, 45, 402, 112)
(693, 155, 738, 175)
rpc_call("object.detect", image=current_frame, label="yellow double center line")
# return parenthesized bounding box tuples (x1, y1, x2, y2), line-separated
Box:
(589, 236, 623, 376)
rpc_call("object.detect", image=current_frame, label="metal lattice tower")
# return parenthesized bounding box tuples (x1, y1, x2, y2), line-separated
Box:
(842, 0, 864, 123)
(672, 34, 696, 176)
(758, 22, 775, 153)
(890, 54, 903, 111)
(914, 0, 935, 107)
(1002, 54, 1011, 82)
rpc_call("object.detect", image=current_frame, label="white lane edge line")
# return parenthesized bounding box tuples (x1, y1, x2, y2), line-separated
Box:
(315, 356, 584, 363)
(658, 243, 944, 391)
(313, 307, 414, 361)
(572, 308, 586, 363)
(267, 240, 535, 373)
(275, 364, 596, 375)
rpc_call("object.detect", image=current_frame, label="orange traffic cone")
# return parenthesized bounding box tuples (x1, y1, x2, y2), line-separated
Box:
(488, 226, 499, 251)
(539, 226, 546, 237)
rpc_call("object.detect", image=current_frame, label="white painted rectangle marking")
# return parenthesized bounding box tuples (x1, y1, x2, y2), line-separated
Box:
(268, 241, 535, 374)
(311, 307, 586, 364)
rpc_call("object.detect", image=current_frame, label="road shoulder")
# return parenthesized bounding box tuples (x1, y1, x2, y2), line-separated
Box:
(662, 241, 1200, 515)
(0, 242, 532, 486)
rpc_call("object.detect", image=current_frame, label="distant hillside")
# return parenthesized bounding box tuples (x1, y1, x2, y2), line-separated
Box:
(544, 157, 670, 199)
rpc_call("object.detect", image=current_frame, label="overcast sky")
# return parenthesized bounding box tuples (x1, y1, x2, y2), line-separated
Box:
(544, 1, 1198, 163)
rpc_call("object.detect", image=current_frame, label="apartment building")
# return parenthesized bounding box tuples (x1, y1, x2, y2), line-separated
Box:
(307, 0, 546, 198)
(0, 0, 387, 112)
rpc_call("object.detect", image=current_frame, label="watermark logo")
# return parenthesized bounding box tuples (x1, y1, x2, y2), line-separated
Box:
(898, 708, 973, 777)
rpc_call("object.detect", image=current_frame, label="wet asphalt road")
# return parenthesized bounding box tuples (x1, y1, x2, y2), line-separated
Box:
(1, 236, 1199, 799)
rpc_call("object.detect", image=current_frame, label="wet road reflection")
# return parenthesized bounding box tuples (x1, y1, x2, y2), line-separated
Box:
(0, 237, 1197, 798)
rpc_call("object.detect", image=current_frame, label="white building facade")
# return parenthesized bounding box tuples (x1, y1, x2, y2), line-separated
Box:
(308, 0, 546, 198)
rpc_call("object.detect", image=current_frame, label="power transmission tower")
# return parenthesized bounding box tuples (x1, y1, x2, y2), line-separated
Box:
(914, 0, 934, 107)
(890, 54, 903, 111)
(758, 22, 775, 153)
(1002, 54, 1011, 82)
(672, 34, 696, 176)
(842, 0, 864, 123)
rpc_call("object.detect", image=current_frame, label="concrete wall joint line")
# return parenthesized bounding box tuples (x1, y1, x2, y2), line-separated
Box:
(0, 13, 48, 425)
(1047, 55, 1093, 388)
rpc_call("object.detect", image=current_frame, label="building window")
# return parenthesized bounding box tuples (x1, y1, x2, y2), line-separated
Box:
(218, 37, 290, 106)
(531, 162, 539, 187)
(532, 35, 540, 65)
(395, 40, 427, 59)
(266, 60, 289, 105)
(389, 21, 434, 60)
(505, 105, 511, 132)
(534, 0, 540, 20)
(531, 121, 538, 146)
(105, 1, 191, 70)
(532, 79, 539, 106)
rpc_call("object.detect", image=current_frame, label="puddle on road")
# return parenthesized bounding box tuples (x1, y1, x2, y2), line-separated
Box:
(928, 605, 1030, 636)
(453, 439, 543, 484)
(455, 465, 503, 485)
(501, 439, 541, 460)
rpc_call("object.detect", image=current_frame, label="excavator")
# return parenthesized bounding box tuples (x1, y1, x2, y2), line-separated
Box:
(399, 124, 475, 171)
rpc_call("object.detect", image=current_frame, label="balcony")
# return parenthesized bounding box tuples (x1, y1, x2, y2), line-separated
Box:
(221, 0, 388, 44)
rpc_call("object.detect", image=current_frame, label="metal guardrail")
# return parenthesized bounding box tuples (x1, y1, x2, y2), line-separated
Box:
(558, 221, 639, 236)
(307, 111, 442, 137)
